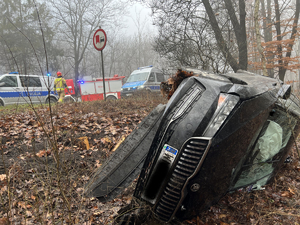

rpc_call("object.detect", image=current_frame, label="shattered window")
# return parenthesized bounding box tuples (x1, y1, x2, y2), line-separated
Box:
(231, 106, 297, 190)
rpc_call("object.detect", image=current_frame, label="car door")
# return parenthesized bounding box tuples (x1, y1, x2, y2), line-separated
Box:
(20, 75, 43, 104)
(147, 72, 157, 91)
(156, 72, 165, 90)
(0, 75, 24, 105)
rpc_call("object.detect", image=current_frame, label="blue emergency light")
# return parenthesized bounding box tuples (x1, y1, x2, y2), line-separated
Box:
(9, 72, 19, 74)
(47, 73, 51, 76)
(138, 65, 153, 70)
(78, 80, 84, 84)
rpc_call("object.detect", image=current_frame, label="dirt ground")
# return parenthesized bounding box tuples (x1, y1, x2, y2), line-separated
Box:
(0, 93, 300, 225)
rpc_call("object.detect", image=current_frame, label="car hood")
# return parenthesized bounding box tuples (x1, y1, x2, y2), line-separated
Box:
(122, 80, 146, 89)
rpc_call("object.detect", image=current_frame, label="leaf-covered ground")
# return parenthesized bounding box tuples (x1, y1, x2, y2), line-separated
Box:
(0, 93, 300, 225)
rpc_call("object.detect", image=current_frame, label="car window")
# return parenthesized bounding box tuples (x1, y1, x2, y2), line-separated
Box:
(127, 72, 149, 82)
(20, 76, 42, 87)
(230, 106, 298, 190)
(1, 76, 18, 87)
(148, 72, 155, 82)
(156, 73, 165, 82)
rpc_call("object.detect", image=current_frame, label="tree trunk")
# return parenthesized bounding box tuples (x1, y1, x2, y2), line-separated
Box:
(261, 0, 275, 77)
(74, 63, 80, 97)
(274, 0, 283, 80)
(238, 0, 248, 70)
(202, 0, 240, 72)
(254, 0, 268, 76)
(224, 0, 248, 70)
(278, 0, 300, 81)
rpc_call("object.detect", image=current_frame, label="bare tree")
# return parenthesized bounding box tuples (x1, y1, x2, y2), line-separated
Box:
(199, 0, 247, 72)
(248, 0, 300, 81)
(48, 0, 127, 94)
(274, 0, 300, 81)
(103, 31, 161, 79)
(145, 0, 247, 73)
(0, 0, 60, 74)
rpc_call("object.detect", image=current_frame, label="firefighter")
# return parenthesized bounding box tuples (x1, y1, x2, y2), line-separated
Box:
(54, 71, 69, 103)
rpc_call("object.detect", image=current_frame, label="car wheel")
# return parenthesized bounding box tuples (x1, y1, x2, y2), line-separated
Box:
(0, 101, 3, 107)
(47, 97, 57, 104)
(106, 95, 117, 100)
(64, 96, 75, 103)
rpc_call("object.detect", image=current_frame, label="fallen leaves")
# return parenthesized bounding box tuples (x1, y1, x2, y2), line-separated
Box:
(0, 98, 168, 224)
(95, 160, 102, 168)
(17, 201, 32, 209)
(281, 187, 295, 197)
(0, 174, 6, 181)
(78, 136, 90, 150)
(1, 96, 300, 225)
(0, 217, 9, 225)
(100, 137, 112, 145)
(36, 149, 51, 157)
(111, 135, 125, 152)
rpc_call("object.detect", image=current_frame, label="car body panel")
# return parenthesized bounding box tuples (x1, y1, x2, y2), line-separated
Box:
(134, 70, 299, 222)
(85, 69, 300, 223)
(0, 74, 57, 106)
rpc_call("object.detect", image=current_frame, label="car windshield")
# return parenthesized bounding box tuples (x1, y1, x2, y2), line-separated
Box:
(126, 72, 149, 83)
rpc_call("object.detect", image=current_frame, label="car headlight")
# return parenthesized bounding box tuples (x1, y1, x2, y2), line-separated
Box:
(204, 93, 239, 137)
(121, 88, 123, 91)
(137, 85, 145, 89)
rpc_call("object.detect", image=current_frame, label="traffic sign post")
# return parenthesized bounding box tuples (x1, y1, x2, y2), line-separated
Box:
(93, 28, 107, 51)
(93, 28, 107, 100)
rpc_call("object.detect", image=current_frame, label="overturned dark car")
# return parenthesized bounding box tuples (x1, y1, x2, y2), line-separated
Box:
(84, 69, 300, 223)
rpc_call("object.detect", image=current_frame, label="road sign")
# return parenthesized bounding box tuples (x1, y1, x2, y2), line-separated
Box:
(93, 29, 107, 51)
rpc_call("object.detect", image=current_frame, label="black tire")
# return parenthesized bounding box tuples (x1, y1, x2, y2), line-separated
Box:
(106, 95, 117, 100)
(47, 97, 57, 104)
(0, 100, 4, 107)
(64, 96, 75, 103)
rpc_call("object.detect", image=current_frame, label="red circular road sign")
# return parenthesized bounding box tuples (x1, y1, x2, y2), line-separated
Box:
(93, 29, 107, 51)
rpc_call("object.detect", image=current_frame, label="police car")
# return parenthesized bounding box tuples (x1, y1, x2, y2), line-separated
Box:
(0, 73, 58, 106)
(121, 66, 166, 97)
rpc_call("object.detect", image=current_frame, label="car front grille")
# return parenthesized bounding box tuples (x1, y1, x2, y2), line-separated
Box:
(135, 83, 204, 199)
(155, 137, 211, 222)
(122, 87, 134, 92)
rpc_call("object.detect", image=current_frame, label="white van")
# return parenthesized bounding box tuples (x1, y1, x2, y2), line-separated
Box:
(0, 73, 58, 106)
(121, 66, 166, 97)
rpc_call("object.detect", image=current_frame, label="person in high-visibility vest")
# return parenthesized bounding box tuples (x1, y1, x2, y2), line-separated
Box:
(54, 71, 69, 103)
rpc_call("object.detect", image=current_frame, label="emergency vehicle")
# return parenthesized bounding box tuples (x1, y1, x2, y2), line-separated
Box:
(65, 74, 125, 101)
(121, 66, 165, 97)
(0, 73, 58, 106)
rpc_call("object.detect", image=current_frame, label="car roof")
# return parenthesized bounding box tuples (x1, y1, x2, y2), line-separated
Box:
(1, 74, 53, 78)
(132, 67, 162, 74)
